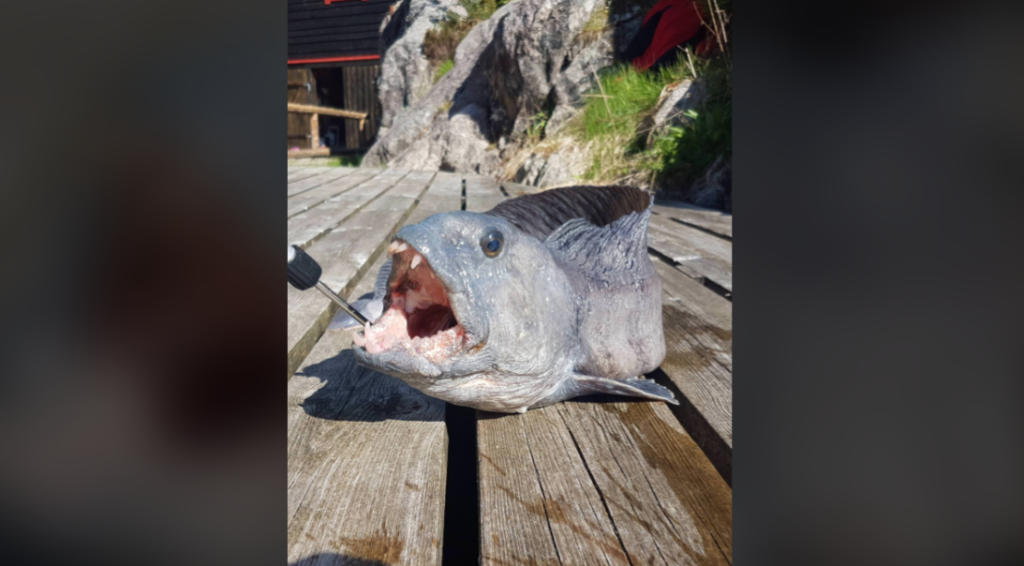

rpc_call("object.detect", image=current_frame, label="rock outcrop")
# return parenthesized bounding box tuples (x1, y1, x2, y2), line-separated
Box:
(377, 0, 463, 132)
(650, 79, 706, 137)
(365, 0, 642, 174)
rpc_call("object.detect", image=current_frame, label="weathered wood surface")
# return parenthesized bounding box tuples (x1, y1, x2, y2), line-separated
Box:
(286, 166, 378, 219)
(288, 285, 447, 566)
(288, 168, 404, 249)
(288, 148, 332, 158)
(287, 101, 368, 120)
(647, 213, 733, 293)
(288, 166, 330, 183)
(287, 166, 353, 197)
(464, 174, 506, 212)
(652, 259, 733, 482)
(478, 402, 732, 566)
(653, 201, 733, 239)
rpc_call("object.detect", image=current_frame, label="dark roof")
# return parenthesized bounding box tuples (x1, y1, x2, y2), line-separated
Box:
(288, 0, 392, 65)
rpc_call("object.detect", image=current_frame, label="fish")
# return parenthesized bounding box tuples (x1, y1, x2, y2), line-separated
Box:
(344, 185, 675, 413)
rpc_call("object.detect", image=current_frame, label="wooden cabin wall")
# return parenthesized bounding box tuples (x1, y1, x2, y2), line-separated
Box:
(343, 65, 381, 150)
(287, 68, 318, 150)
(288, 0, 392, 61)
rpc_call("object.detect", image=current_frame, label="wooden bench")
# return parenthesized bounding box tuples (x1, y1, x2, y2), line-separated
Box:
(287, 166, 733, 566)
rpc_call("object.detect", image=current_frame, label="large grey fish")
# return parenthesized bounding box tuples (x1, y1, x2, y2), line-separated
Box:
(343, 185, 674, 413)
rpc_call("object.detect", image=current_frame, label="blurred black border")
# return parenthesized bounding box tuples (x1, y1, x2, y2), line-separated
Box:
(1, 2, 285, 566)
(735, 1, 1024, 565)
(1, 1, 1023, 566)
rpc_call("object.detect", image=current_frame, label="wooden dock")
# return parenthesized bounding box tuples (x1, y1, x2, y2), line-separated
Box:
(287, 167, 733, 566)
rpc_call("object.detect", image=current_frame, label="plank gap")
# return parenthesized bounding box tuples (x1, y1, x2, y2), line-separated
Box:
(286, 173, 371, 220)
(441, 403, 480, 566)
(659, 214, 732, 242)
(300, 170, 411, 251)
(556, 408, 636, 566)
(523, 421, 565, 566)
(646, 368, 732, 486)
(287, 167, 350, 199)
(649, 248, 733, 302)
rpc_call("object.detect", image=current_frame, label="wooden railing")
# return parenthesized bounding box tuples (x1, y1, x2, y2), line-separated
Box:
(286, 103, 369, 158)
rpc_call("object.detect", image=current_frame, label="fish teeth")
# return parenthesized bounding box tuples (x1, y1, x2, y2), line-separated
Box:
(411, 253, 423, 269)
(387, 241, 399, 254)
(396, 242, 409, 253)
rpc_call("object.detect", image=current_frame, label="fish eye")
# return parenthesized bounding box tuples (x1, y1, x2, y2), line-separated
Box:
(480, 229, 504, 258)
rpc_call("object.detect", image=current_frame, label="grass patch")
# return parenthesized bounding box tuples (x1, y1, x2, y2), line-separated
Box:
(423, 1, 510, 67)
(574, 0, 732, 189)
(579, 6, 609, 45)
(649, 55, 731, 184)
(433, 58, 455, 83)
(322, 154, 363, 167)
(580, 59, 694, 141)
(525, 110, 550, 144)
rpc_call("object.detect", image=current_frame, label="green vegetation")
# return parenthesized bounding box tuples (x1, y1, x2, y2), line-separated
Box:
(574, 0, 732, 188)
(423, 1, 510, 69)
(318, 154, 363, 167)
(525, 110, 550, 144)
(649, 57, 731, 183)
(580, 59, 694, 141)
(433, 58, 455, 83)
(578, 6, 609, 45)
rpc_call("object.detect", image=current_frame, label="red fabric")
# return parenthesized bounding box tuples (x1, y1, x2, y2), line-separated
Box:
(633, 0, 713, 71)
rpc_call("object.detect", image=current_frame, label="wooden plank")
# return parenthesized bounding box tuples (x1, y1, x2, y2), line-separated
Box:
(651, 258, 733, 482)
(478, 401, 732, 566)
(288, 147, 332, 158)
(402, 172, 463, 225)
(287, 167, 350, 197)
(653, 259, 731, 333)
(652, 201, 732, 239)
(647, 215, 732, 292)
(288, 102, 367, 120)
(464, 174, 507, 212)
(287, 168, 403, 249)
(309, 112, 321, 149)
(287, 166, 379, 218)
(287, 171, 434, 378)
(287, 325, 447, 566)
(288, 166, 330, 183)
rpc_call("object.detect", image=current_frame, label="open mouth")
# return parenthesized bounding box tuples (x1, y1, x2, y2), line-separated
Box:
(353, 239, 468, 363)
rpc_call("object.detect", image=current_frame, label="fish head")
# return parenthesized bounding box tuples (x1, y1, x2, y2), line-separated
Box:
(352, 211, 577, 407)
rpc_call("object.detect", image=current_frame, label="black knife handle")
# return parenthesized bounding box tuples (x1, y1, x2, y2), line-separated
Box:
(287, 245, 322, 291)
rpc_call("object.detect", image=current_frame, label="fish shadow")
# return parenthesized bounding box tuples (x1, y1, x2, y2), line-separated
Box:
(475, 394, 663, 421)
(294, 348, 444, 423)
(290, 553, 388, 566)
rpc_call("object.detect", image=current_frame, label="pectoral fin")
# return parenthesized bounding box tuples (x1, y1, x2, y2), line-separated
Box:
(573, 375, 679, 404)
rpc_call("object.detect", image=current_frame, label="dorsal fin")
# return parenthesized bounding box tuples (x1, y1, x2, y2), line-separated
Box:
(544, 198, 653, 285)
(487, 185, 651, 240)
